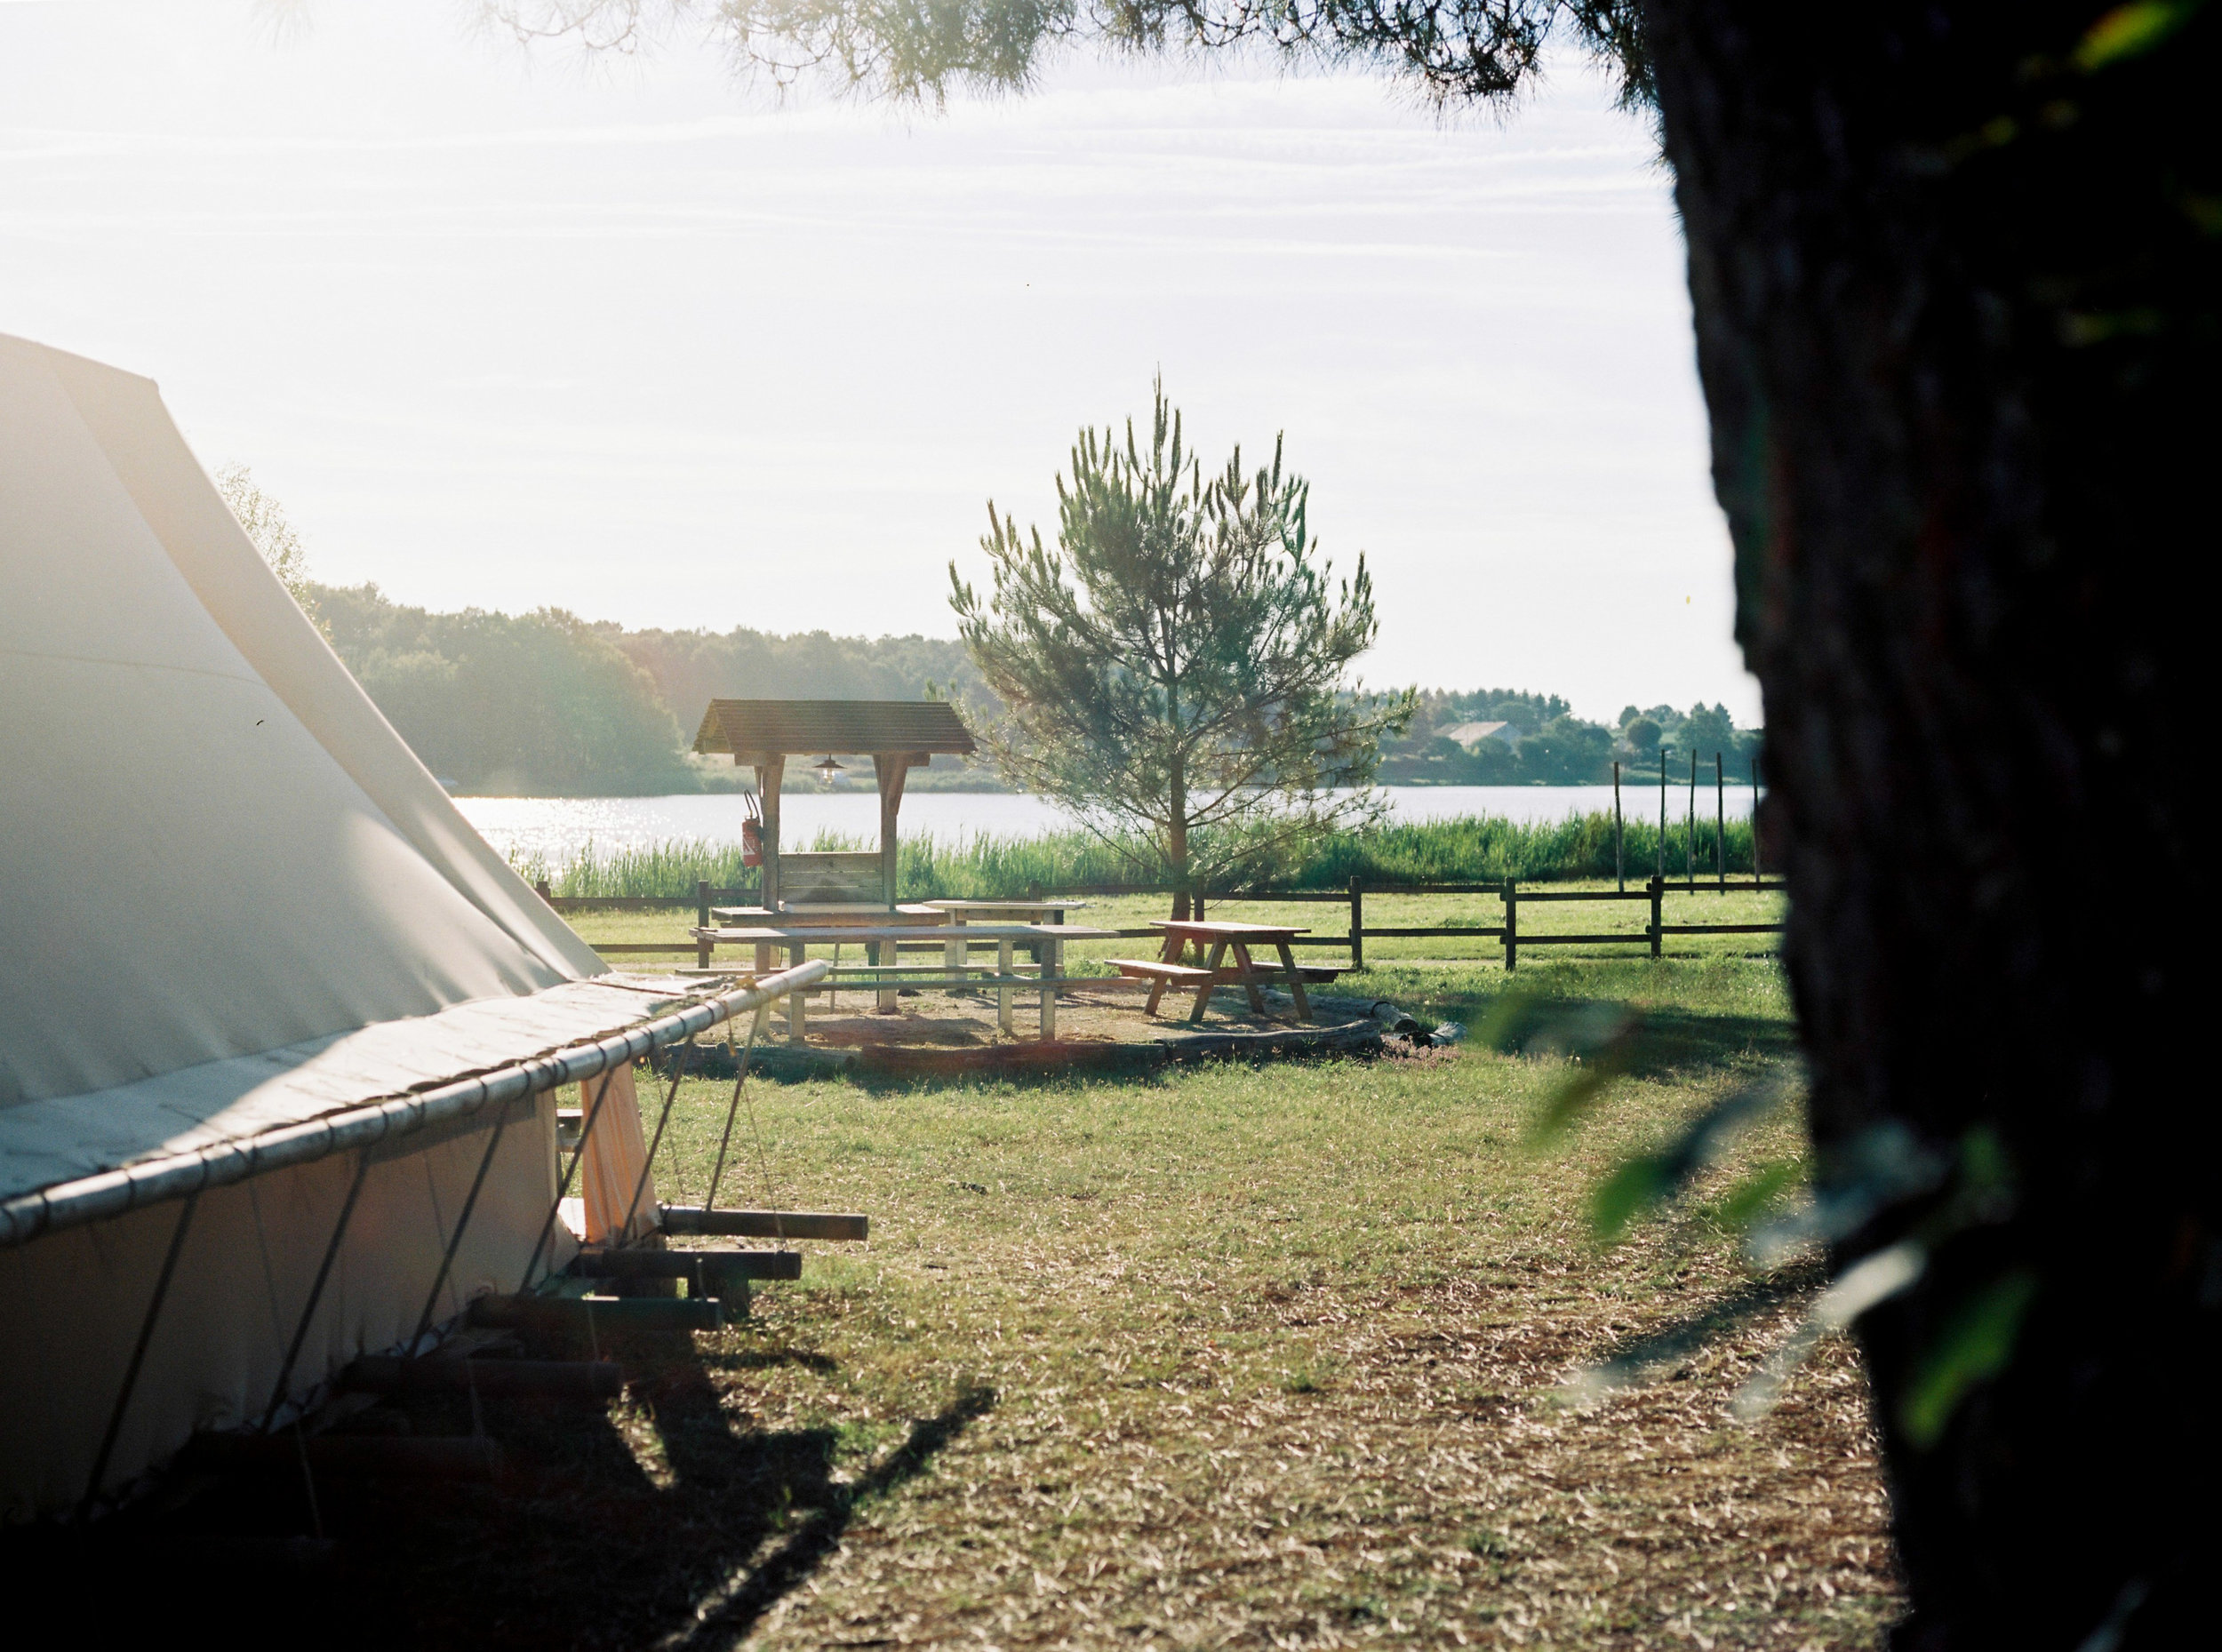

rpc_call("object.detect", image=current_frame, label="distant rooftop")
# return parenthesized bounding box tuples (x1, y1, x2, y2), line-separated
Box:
(693, 698, 978, 760)
(1441, 719, 1521, 749)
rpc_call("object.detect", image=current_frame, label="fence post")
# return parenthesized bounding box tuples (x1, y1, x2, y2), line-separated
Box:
(696, 879, 712, 970)
(534, 878, 554, 906)
(1649, 876, 1664, 959)
(1687, 748, 1698, 894)
(1715, 753, 1727, 891)
(1347, 877, 1364, 971)
(1752, 753, 1763, 889)
(1658, 748, 1669, 883)
(1613, 760, 1625, 892)
(1503, 878, 1518, 972)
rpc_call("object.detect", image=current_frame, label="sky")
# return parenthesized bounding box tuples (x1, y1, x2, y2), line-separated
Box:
(0, 0, 1760, 725)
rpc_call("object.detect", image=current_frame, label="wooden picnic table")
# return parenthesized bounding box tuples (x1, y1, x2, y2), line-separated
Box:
(1115, 921, 1315, 1025)
(703, 906, 955, 1008)
(691, 922, 1117, 1041)
(916, 898, 1091, 921)
(916, 898, 1091, 973)
(707, 903, 947, 925)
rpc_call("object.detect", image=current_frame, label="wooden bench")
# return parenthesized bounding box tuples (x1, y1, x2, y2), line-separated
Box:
(1104, 958, 1219, 1016)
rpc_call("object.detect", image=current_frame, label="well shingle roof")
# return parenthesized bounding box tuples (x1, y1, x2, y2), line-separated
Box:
(692, 698, 977, 758)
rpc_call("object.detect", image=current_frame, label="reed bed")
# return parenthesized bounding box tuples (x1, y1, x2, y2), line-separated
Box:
(510, 812, 1761, 900)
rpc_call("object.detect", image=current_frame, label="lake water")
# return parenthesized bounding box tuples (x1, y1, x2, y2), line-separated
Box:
(457, 784, 1756, 867)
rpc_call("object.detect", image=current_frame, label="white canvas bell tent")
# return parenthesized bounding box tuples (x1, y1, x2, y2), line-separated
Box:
(0, 334, 804, 1520)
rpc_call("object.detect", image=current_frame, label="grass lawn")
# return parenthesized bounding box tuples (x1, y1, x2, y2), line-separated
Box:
(325, 925, 1896, 1649)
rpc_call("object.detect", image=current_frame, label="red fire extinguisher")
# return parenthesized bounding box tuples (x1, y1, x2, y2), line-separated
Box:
(740, 791, 763, 867)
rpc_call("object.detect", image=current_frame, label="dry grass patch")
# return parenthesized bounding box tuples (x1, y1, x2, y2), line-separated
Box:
(54, 955, 1898, 1651)
(611, 962, 1898, 1648)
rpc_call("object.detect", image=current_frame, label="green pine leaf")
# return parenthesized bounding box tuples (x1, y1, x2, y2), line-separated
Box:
(1898, 1269, 2041, 1448)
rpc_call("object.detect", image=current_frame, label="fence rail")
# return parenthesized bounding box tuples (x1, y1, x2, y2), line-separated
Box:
(536, 874, 1784, 971)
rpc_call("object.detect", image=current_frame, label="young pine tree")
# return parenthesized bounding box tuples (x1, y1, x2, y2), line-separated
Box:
(951, 382, 1411, 914)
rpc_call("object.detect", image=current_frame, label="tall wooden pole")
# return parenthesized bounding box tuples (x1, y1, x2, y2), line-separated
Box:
(1657, 748, 1668, 882)
(1715, 752, 1726, 892)
(1613, 760, 1625, 891)
(1751, 752, 1763, 889)
(1686, 747, 1698, 894)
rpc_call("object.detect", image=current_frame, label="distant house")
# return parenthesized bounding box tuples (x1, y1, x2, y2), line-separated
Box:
(1441, 719, 1522, 752)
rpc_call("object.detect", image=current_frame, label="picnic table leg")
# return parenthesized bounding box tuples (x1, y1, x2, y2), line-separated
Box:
(1188, 939, 1228, 1024)
(788, 940, 807, 1044)
(1040, 937, 1059, 1041)
(755, 941, 772, 976)
(945, 917, 963, 984)
(1275, 941, 1313, 1023)
(998, 938, 1014, 1035)
(875, 937, 898, 1012)
(1230, 940, 1268, 1014)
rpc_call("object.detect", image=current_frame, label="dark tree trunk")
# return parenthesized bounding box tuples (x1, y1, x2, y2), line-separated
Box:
(1643, 3, 2216, 1644)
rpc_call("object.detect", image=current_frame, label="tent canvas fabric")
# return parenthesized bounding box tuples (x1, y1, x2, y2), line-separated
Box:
(575, 1064, 660, 1247)
(0, 333, 695, 1518)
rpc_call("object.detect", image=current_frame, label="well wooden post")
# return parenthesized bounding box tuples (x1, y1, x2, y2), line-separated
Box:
(1503, 878, 1519, 972)
(872, 754, 912, 910)
(1649, 875, 1664, 958)
(871, 754, 913, 1010)
(1348, 878, 1364, 971)
(754, 757, 785, 911)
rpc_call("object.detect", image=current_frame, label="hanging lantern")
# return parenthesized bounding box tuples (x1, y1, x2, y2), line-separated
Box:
(816, 754, 845, 785)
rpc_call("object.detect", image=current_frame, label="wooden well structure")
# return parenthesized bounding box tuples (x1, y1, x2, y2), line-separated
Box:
(691, 699, 978, 910)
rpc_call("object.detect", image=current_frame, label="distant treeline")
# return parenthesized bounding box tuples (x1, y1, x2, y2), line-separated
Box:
(314, 583, 1762, 795)
(314, 583, 1001, 794)
(1380, 688, 1764, 786)
(515, 813, 1762, 898)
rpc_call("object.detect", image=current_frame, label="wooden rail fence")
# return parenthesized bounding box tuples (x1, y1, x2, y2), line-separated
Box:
(532, 876, 1784, 970)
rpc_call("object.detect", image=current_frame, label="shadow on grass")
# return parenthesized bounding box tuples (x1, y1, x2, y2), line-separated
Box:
(1583, 1257, 1827, 1385)
(1379, 977, 1799, 1085)
(661, 1382, 995, 1649)
(699, 1346, 841, 1375)
(16, 1342, 990, 1652)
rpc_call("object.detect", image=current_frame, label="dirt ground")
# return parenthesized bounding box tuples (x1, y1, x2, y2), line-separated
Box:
(779, 980, 1382, 1050)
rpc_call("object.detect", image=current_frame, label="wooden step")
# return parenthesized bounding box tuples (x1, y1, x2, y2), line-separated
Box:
(341, 1355, 622, 1400)
(470, 1293, 722, 1334)
(659, 1206, 868, 1242)
(570, 1248, 803, 1282)
(188, 1434, 504, 1480)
